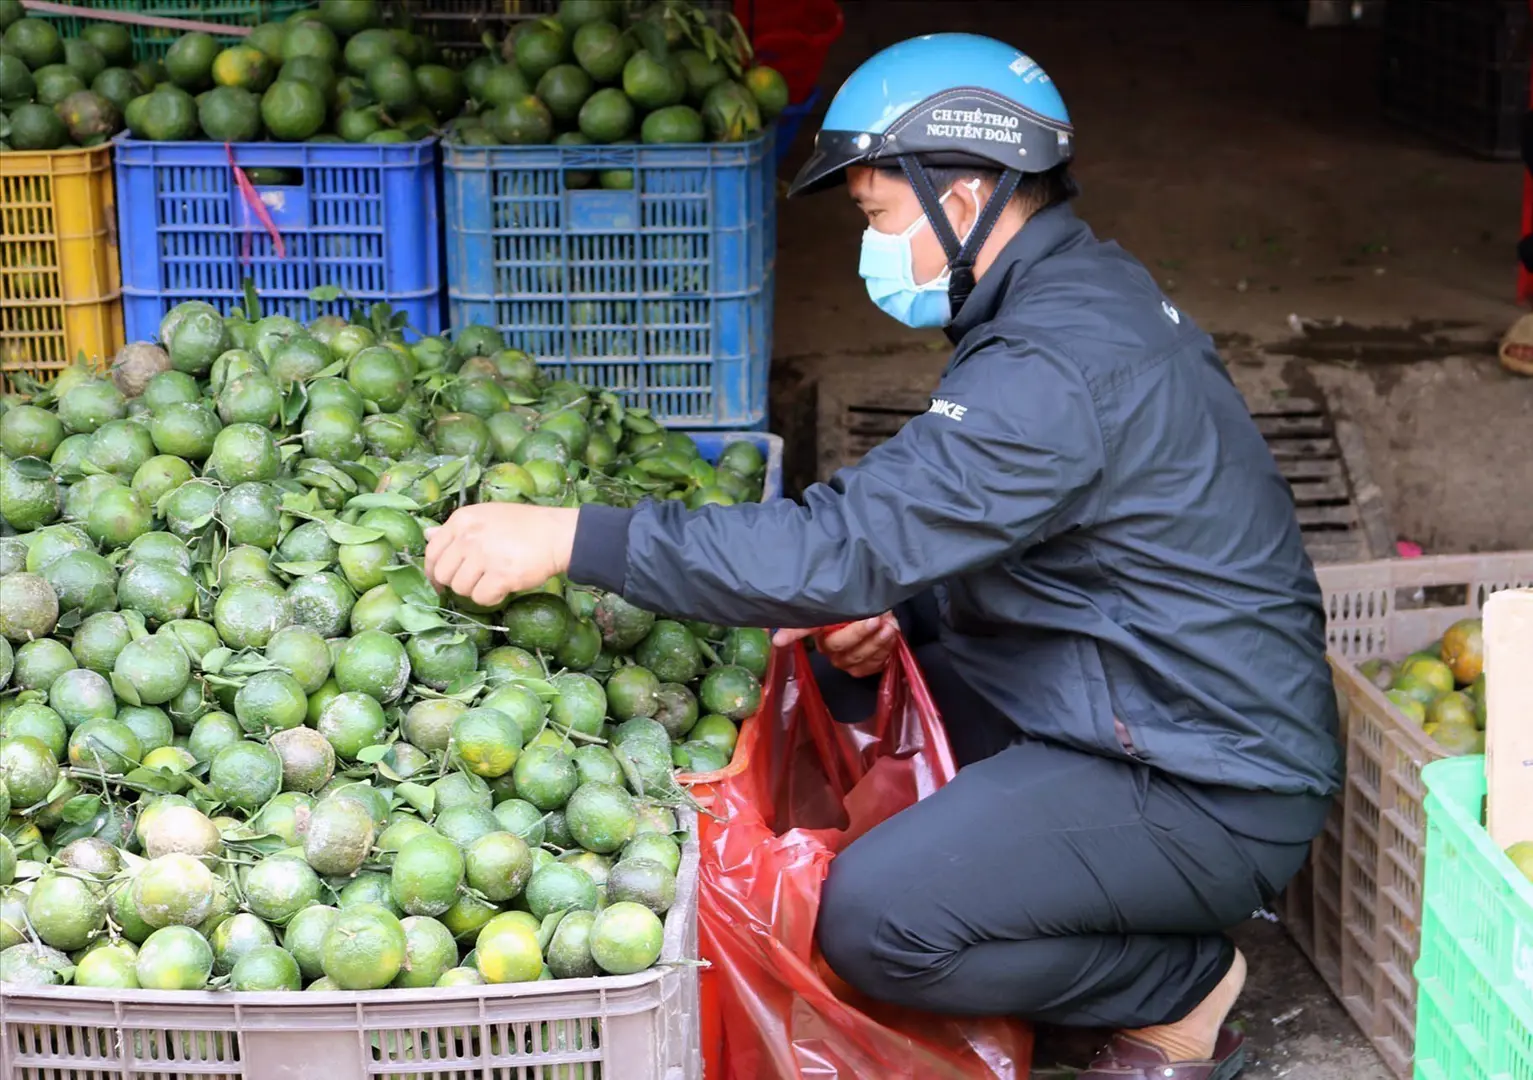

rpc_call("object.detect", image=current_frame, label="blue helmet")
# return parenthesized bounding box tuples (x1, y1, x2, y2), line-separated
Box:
(788, 34, 1072, 317)
(787, 33, 1073, 199)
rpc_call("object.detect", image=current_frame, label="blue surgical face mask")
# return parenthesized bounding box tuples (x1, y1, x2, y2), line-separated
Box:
(859, 181, 978, 329)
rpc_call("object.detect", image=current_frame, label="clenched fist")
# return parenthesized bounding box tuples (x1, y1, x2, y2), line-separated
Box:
(424, 503, 579, 607)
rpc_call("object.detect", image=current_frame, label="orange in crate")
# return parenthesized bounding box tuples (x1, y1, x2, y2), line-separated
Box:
(0, 144, 123, 390)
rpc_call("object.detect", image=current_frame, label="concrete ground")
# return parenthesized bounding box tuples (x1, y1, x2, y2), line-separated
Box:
(766, 2, 1532, 1077)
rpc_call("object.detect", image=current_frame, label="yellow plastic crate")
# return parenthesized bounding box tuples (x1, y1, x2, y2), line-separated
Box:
(0, 144, 123, 390)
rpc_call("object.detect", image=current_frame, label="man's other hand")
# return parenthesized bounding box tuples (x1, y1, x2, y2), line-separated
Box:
(773, 613, 899, 678)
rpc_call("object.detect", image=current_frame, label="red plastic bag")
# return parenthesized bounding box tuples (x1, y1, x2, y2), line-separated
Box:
(693, 638, 1034, 1079)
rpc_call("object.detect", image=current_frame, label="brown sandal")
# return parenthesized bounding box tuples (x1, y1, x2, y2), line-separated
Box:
(1501, 313, 1533, 377)
(1076, 1025, 1246, 1079)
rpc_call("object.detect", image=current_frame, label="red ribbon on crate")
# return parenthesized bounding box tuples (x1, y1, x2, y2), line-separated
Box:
(226, 143, 286, 263)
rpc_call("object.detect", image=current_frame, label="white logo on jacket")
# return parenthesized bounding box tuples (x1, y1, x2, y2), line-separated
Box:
(1162, 300, 1180, 324)
(928, 398, 967, 422)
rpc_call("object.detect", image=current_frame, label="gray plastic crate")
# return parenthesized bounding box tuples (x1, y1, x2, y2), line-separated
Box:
(0, 814, 701, 1080)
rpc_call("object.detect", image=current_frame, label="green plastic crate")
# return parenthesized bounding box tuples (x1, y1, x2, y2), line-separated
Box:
(32, 0, 310, 60)
(1415, 756, 1533, 1080)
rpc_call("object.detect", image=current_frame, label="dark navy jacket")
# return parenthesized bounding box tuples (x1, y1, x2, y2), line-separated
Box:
(572, 205, 1343, 817)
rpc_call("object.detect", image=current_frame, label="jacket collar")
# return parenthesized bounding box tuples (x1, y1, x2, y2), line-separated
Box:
(945, 203, 1092, 345)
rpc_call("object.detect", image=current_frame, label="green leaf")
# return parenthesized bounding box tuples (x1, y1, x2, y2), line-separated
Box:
(224, 656, 277, 676)
(383, 564, 438, 608)
(60, 794, 102, 825)
(279, 490, 322, 518)
(503, 392, 538, 406)
(9, 456, 54, 481)
(374, 761, 404, 783)
(325, 520, 386, 545)
(54, 608, 83, 631)
(200, 646, 233, 675)
(11, 859, 46, 881)
(309, 284, 343, 303)
(274, 560, 331, 577)
(428, 458, 466, 491)
(38, 776, 72, 807)
(536, 908, 568, 952)
(443, 671, 486, 698)
(725, 13, 754, 61)
(242, 279, 262, 320)
(397, 604, 449, 633)
(345, 492, 421, 512)
(613, 745, 647, 800)
(120, 609, 149, 640)
(110, 671, 142, 707)
(120, 767, 176, 793)
(355, 744, 391, 764)
(311, 358, 348, 381)
(630, 18, 669, 60)
(282, 382, 309, 427)
(511, 676, 559, 700)
(302, 461, 358, 493)
(395, 781, 434, 816)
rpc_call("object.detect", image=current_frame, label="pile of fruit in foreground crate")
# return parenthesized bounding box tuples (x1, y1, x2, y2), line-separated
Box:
(0, 301, 772, 992)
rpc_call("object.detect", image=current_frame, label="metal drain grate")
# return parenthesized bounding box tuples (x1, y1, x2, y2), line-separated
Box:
(1249, 396, 1388, 564)
(816, 376, 1392, 565)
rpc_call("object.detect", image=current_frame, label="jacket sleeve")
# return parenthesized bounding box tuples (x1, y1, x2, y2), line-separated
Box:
(568, 346, 1106, 628)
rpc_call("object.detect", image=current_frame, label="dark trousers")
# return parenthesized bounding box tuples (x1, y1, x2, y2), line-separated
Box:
(811, 644, 1314, 1029)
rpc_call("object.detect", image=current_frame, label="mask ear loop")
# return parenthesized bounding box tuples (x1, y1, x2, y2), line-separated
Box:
(899, 157, 1024, 317)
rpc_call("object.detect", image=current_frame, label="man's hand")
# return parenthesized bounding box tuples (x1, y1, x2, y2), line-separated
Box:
(773, 613, 899, 678)
(424, 504, 579, 608)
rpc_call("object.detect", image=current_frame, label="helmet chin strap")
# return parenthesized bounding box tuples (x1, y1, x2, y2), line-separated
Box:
(899, 156, 1023, 317)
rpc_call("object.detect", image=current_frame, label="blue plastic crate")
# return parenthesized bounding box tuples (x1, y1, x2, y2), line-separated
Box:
(444, 133, 776, 429)
(114, 137, 443, 342)
(687, 432, 784, 501)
